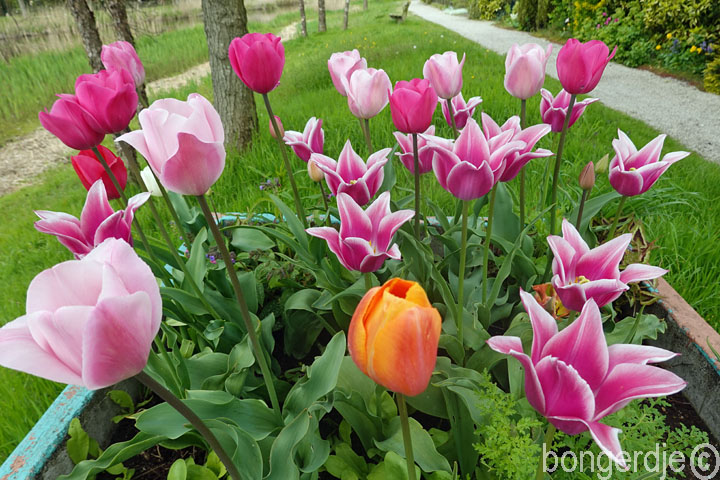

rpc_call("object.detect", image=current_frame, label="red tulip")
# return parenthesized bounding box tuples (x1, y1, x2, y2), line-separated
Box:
(71, 145, 128, 200)
(556, 38, 616, 94)
(389, 78, 438, 134)
(38, 95, 104, 151)
(75, 69, 138, 135)
(228, 33, 285, 94)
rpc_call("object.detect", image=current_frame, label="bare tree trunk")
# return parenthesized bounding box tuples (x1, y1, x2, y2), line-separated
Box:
(0, 0, 9, 16)
(298, 0, 307, 37)
(16, 0, 27, 16)
(67, 0, 103, 71)
(343, 0, 349, 29)
(363, 0, 367, 11)
(105, 0, 134, 44)
(317, 0, 326, 32)
(201, 0, 258, 151)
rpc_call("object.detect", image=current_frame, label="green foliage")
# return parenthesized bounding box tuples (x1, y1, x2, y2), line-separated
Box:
(516, 0, 538, 30)
(468, 0, 509, 20)
(704, 54, 720, 94)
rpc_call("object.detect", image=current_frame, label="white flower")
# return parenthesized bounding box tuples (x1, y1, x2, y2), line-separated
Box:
(140, 166, 162, 197)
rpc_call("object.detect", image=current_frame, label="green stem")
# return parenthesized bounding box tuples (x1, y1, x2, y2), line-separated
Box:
(153, 337, 183, 396)
(482, 185, 498, 305)
(397, 393, 416, 480)
(575, 189, 588, 229)
(457, 200, 469, 348)
(519, 99, 526, 228)
(412, 133, 421, 239)
(607, 196, 627, 239)
(362, 118, 373, 154)
(150, 166, 193, 249)
(537, 133, 559, 213)
(364, 272, 373, 291)
(446, 98, 458, 139)
(319, 181, 329, 212)
(548, 94, 576, 237)
(535, 423, 557, 480)
(92, 146, 128, 207)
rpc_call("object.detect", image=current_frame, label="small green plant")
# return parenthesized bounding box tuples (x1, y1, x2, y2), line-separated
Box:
(66, 418, 134, 478)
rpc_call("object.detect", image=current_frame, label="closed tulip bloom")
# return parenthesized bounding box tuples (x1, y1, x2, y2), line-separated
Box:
(328, 49, 368, 96)
(549, 219, 666, 312)
(504, 43, 553, 100)
(609, 130, 689, 197)
(117, 93, 225, 196)
(38, 95, 104, 151)
(71, 145, 128, 200)
(101, 40, 145, 87)
(540, 88, 598, 133)
(348, 278, 441, 396)
(140, 166, 162, 197)
(269, 115, 284, 139)
(312, 140, 389, 206)
(393, 126, 453, 175)
(307, 192, 413, 273)
(556, 38, 616, 94)
(0, 238, 162, 390)
(389, 78, 438, 134)
(308, 159, 325, 182)
(35, 180, 149, 259)
(228, 32, 285, 94)
(75, 69, 138, 135)
(283, 117, 325, 162)
(488, 290, 686, 466)
(441, 92, 482, 130)
(422, 51, 466, 99)
(343, 68, 392, 119)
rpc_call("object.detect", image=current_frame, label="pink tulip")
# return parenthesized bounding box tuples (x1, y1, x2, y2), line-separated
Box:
(609, 130, 689, 197)
(306, 192, 413, 272)
(481, 113, 552, 182)
(328, 49, 368, 96)
(426, 118, 525, 200)
(283, 117, 324, 162)
(342, 68, 392, 120)
(556, 38, 616, 94)
(393, 126, 453, 175)
(311, 140, 389, 206)
(71, 145, 128, 200)
(75, 69, 138, 135)
(504, 43, 553, 100)
(35, 180, 149, 259)
(422, 51, 466, 99)
(548, 219, 667, 312)
(441, 92, 482, 130)
(487, 290, 686, 467)
(101, 40, 145, 87)
(117, 93, 225, 196)
(38, 95, 104, 150)
(0, 238, 162, 390)
(228, 32, 285, 94)
(540, 88, 598, 133)
(389, 78, 438, 134)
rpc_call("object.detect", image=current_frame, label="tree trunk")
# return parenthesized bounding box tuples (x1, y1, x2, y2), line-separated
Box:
(317, 0, 326, 32)
(16, 0, 27, 16)
(298, 0, 307, 37)
(363, 0, 367, 11)
(201, 0, 258, 151)
(105, 0, 135, 44)
(343, 0, 349, 29)
(0, 0, 8, 16)
(67, 0, 103, 71)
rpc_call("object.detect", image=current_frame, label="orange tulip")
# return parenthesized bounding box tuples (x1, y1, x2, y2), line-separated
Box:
(348, 278, 441, 396)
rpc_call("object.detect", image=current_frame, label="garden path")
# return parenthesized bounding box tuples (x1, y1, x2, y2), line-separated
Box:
(409, 1, 720, 165)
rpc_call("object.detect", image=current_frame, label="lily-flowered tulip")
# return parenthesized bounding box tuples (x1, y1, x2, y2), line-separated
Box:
(71, 145, 128, 200)
(556, 38, 616, 95)
(0, 238, 162, 390)
(283, 117, 324, 162)
(228, 32, 285, 94)
(441, 92, 482, 130)
(393, 126, 452, 175)
(548, 219, 666, 312)
(422, 51, 466, 99)
(504, 43, 553, 100)
(38, 95, 104, 151)
(306, 192, 413, 272)
(75, 69, 138, 135)
(388, 78, 438, 134)
(609, 130, 689, 197)
(328, 49, 367, 96)
(343, 68, 392, 119)
(348, 278, 441, 396)
(311, 140, 389, 205)
(427, 117, 525, 200)
(117, 93, 225, 196)
(101, 40, 145, 87)
(540, 88, 598, 133)
(488, 290, 686, 466)
(35, 180, 149, 259)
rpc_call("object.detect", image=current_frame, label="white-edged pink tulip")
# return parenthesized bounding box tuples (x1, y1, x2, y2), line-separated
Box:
(504, 43, 552, 100)
(328, 49, 368, 97)
(540, 88, 598, 133)
(441, 92, 482, 130)
(342, 68, 392, 120)
(394, 126, 453, 175)
(422, 51, 466, 99)
(283, 117, 325, 163)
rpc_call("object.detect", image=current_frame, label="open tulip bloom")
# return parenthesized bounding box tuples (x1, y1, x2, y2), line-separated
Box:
(283, 117, 325, 162)
(441, 92, 482, 130)
(328, 49, 368, 97)
(540, 88, 599, 133)
(393, 126, 452, 175)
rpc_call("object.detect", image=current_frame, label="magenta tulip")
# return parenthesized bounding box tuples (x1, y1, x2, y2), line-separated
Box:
(307, 192, 413, 273)
(101, 40, 145, 87)
(71, 145, 128, 200)
(487, 290, 686, 466)
(556, 38, 616, 94)
(75, 69, 138, 135)
(228, 32, 285, 94)
(540, 88, 598, 133)
(0, 238, 162, 390)
(609, 130, 689, 197)
(422, 51, 465, 99)
(548, 219, 667, 312)
(117, 93, 225, 196)
(328, 49, 368, 97)
(343, 68, 392, 120)
(311, 140, 389, 206)
(38, 95, 104, 151)
(441, 92, 482, 130)
(283, 117, 324, 162)
(504, 43, 553, 100)
(393, 126, 452, 175)
(389, 78, 438, 134)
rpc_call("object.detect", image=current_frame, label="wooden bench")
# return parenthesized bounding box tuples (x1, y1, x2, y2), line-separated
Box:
(389, 1, 410, 22)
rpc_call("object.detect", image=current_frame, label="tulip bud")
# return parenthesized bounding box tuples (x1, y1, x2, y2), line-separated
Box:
(140, 166, 162, 197)
(595, 153, 609, 174)
(269, 115, 284, 139)
(308, 159, 324, 182)
(579, 161, 595, 190)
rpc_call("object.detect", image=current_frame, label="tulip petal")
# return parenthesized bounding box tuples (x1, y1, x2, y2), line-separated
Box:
(80, 181, 115, 242)
(626, 134, 665, 170)
(338, 193, 372, 240)
(26, 260, 104, 313)
(535, 356, 595, 420)
(160, 132, 226, 196)
(609, 167, 644, 197)
(561, 218, 590, 256)
(619, 264, 667, 284)
(576, 234, 631, 281)
(347, 285, 381, 373)
(519, 290, 558, 364)
(376, 210, 414, 252)
(547, 235, 576, 282)
(307, 227, 343, 265)
(486, 336, 546, 414)
(446, 161, 494, 200)
(607, 344, 678, 372)
(585, 422, 626, 468)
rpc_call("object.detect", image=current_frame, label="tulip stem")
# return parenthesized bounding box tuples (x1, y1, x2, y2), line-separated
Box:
(262, 93, 307, 228)
(412, 133, 422, 239)
(92, 146, 128, 208)
(319, 181, 329, 213)
(135, 371, 242, 480)
(519, 99, 527, 227)
(396, 393, 417, 480)
(149, 166, 194, 249)
(361, 118, 373, 154)
(607, 196, 627, 239)
(482, 185, 498, 305)
(456, 200, 469, 349)
(537, 133, 559, 213)
(575, 189, 589, 229)
(446, 99, 458, 139)
(535, 423, 557, 480)
(197, 194, 281, 419)
(548, 94, 576, 237)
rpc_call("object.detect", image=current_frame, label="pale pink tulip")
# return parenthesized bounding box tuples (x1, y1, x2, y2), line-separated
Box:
(504, 43, 552, 100)
(342, 68, 392, 119)
(283, 117, 325, 163)
(441, 92, 482, 130)
(540, 88, 598, 133)
(101, 40, 145, 87)
(393, 126, 453, 175)
(328, 49, 368, 96)
(422, 51, 466, 99)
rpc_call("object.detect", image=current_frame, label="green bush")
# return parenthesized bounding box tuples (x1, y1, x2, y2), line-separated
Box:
(516, 0, 537, 30)
(705, 54, 720, 94)
(468, 0, 508, 20)
(642, 0, 720, 38)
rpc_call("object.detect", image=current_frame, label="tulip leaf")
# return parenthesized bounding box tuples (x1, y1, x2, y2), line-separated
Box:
(379, 146, 397, 193)
(184, 228, 208, 292)
(204, 419, 262, 480)
(568, 190, 622, 244)
(605, 313, 666, 345)
(368, 451, 421, 480)
(231, 227, 276, 252)
(375, 417, 451, 473)
(161, 287, 210, 316)
(268, 193, 309, 251)
(265, 410, 311, 480)
(283, 289, 325, 358)
(492, 183, 521, 243)
(168, 459, 188, 480)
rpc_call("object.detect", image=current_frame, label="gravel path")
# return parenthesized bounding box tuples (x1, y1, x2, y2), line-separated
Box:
(410, 1, 720, 164)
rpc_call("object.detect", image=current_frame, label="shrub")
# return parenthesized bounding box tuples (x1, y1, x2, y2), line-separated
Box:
(705, 54, 720, 94)
(468, 0, 508, 20)
(516, 0, 537, 30)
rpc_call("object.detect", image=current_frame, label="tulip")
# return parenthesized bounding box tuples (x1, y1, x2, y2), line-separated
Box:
(556, 38, 617, 94)
(348, 278, 441, 396)
(422, 51, 466, 99)
(389, 78, 439, 134)
(441, 93, 482, 130)
(487, 290, 686, 466)
(38, 95, 104, 151)
(311, 140, 389, 206)
(140, 166, 162, 197)
(342, 68, 392, 120)
(0, 238, 162, 389)
(308, 159, 325, 182)
(228, 32, 285, 94)
(117, 93, 225, 196)
(579, 161, 595, 191)
(504, 43, 553, 100)
(101, 40, 145, 88)
(532, 283, 570, 319)
(71, 145, 128, 200)
(608, 130, 689, 197)
(393, 126, 452, 175)
(540, 88, 598, 133)
(548, 219, 667, 312)
(75, 69, 138, 135)
(328, 49, 368, 96)
(269, 115, 284, 139)
(283, 117, 325, 162)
